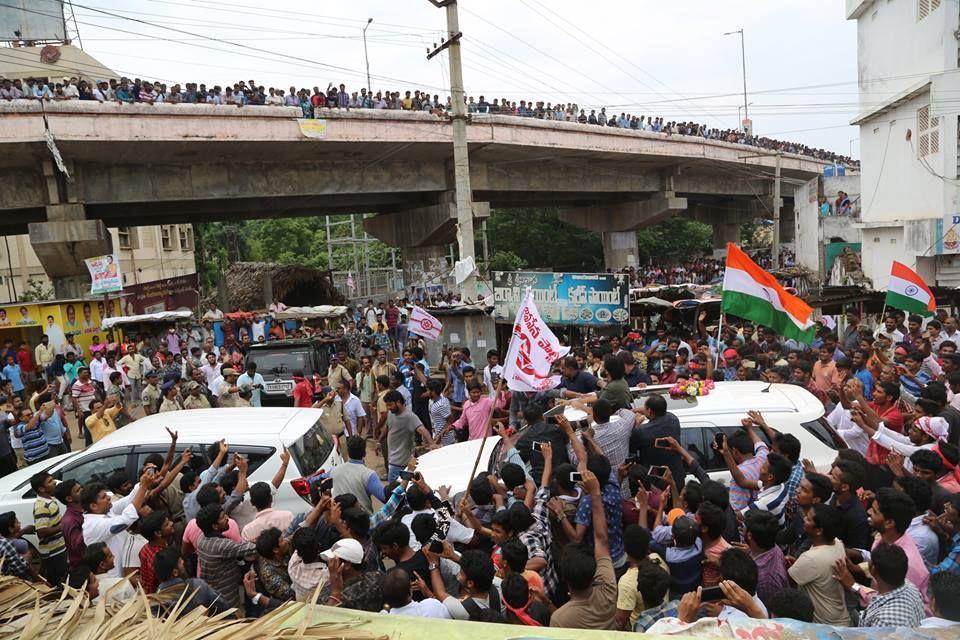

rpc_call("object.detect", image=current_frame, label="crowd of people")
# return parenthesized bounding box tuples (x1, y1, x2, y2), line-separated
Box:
(0, 289, 959, 632)
(0, 74, 858, 168)
(614, 249, 796, 287)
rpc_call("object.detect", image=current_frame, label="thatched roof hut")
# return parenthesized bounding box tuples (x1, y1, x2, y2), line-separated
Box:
(221, 262, 346, 311)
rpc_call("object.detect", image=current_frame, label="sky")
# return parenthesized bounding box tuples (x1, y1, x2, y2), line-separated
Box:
(25, 0, 860, 156)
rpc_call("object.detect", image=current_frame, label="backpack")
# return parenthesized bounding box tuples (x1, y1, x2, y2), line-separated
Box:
(461, 587, 505, 622)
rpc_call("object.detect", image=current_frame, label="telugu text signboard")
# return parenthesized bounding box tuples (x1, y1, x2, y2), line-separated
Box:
(492, 271, 629, 326)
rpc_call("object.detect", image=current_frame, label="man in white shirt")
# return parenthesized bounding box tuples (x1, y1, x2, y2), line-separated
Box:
(81, 474, 150, 577)
(237, 362, 266, 407)
(202, 303, 224, 321)
(400, 484, 474, 552)
(336, 380, 366, 437)
(251, 315, 266, 342)
(201, 353, 220, 389)
(62, 78, 80, 100)
(382, 568, 451, 619)
(89, 353, 107, 388)
(482, 350, 503, 398)
(877, 316, 905, 344)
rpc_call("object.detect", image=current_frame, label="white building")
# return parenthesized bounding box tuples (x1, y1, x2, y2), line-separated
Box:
(847, 0, 960, 287)
(0, 224, 196, 304)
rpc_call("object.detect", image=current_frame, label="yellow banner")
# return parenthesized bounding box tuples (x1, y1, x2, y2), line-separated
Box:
(297, 118, 327, 139)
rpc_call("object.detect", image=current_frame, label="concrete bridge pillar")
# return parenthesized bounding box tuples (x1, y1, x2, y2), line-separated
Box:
(28, 203, 112, 299)
(558, 192, 688, 271)
(601, 232, 639, 271)
(401, 245, 451, 292)
(363, 192, 489, 292)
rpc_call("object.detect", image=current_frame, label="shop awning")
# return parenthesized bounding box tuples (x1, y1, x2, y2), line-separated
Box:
(271, 305, 349, 320)
(100, 309, 193, 330)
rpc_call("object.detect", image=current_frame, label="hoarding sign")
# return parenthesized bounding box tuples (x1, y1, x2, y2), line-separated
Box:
(492, 271, 629, 326)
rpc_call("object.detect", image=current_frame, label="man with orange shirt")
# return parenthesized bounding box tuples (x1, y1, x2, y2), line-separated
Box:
(812, 348, 842, 393)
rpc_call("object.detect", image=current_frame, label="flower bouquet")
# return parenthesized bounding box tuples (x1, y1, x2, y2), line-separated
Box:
(668, 378, 714, 399)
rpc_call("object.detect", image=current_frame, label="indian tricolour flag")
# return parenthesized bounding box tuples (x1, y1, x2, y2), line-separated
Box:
(885, 261, 936, 317)
(721, 243, 815, 343)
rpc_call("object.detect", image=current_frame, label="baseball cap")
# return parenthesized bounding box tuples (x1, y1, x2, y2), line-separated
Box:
(160, 380, 177, 393)
(320, 538, 364, 564)
(145, 370, 158, 378)
(222, 367, 238, 377)
(723, 348, 738, 359)
(185, 381, 201, 392)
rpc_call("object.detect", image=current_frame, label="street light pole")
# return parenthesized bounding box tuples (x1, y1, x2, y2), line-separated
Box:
(737, 102, 753, 129)
(362, 18, 373, 96)
(724, 29, 748, 132)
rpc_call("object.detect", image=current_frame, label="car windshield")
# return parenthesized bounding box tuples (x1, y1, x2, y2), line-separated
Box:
(289, 417, 334, 476)
(247, 349, 312, 376)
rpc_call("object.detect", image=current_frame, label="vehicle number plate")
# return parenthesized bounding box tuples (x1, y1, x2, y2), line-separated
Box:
(266, 382, 293, 393)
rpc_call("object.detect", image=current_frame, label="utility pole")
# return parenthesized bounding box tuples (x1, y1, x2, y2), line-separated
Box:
(426, 0, 476, 301)
(772, 152, 782, 270)
(362, 18, 373, 96)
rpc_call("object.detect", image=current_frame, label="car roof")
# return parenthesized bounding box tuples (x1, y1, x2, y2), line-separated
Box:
(248, 339, 322, 350)
(85, 407, 324, 451)
(636, 381, 822, 419)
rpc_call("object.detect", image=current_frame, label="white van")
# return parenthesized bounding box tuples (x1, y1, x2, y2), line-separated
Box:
(0, 407, 343, 542)
(416, 381, 846, 495)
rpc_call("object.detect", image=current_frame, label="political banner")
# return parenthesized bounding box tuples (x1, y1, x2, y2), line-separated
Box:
(408, 306, 443, 340)
(502, 290, 570, 392)
(492, 271, 629, 326)
(85, 254, 122, 295)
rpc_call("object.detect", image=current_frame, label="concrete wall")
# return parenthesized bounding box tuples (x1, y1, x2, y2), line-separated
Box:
(794, 174, 863, 279)
(0, 224, 196, 304)
(850, 0, 956, 103)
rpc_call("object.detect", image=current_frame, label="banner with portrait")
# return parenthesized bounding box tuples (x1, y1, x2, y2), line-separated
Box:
(85, 254, 123, 295)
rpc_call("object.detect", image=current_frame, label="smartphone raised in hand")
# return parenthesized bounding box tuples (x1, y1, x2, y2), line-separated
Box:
(569, 471, 583, 483)
(700, 586, 724, 601)
(713, 432, 726, 450)
(654, 437, 672, 449)
(648, 465, 668, 477)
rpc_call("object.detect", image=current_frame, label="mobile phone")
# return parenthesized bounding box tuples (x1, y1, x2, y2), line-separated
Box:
(319, 478, 333, 494)
(428, 538, 444, 553)
(624, 454, 642, 465)
(654, 437, 671, 449)
(649, 466, 668, 477)
(569, 471, 583, 483)
(700, 586, 724, 602)
(399, 470, 415, 481)
(714, 432, 726, 449)
(533, 441, 546, 452)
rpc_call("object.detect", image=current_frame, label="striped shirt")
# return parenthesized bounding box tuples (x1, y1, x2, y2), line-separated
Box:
(71, 380, 98, 412)
(744, 482, 791, 526)
(14, 421, 48, 463)
(196, 534, 257, 609)
(33, 497, 65, 558)
(429, 396, 455, 446)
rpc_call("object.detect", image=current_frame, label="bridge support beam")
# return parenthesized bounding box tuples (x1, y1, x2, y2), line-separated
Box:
(363, 193, 490, 291)
(28, 203, 112, 299)
(558, 192, 688, 270)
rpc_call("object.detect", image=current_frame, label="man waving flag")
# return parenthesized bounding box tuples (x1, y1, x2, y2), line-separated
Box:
(885, 261, 936, 317)
(721, 243, 815, 343)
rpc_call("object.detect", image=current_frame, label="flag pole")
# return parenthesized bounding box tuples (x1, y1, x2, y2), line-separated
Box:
(714, 311, 725, 369)
(465, 378, 504, 490)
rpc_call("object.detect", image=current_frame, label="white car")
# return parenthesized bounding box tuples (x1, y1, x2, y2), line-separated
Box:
(416, 381, 846, 495)
(0, 407, 343, 544)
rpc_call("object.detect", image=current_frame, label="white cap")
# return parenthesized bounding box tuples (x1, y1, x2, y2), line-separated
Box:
(320, 538, 364, 564)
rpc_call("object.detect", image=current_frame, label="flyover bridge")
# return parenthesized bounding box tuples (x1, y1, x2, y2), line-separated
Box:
(0, 101, 830, 294)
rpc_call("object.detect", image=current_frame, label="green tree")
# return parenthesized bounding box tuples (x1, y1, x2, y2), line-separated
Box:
(635, 218, 713, 264)
(485, 207, 603, 271)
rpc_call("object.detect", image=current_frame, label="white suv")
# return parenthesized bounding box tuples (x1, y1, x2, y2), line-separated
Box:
(0, 407, 343, 543)
(416, 381, 846, 494)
